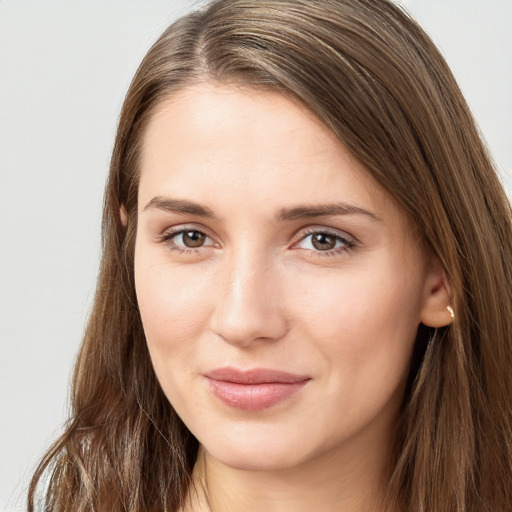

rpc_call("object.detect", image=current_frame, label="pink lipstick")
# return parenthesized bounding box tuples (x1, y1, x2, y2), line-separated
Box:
(204, 368, 310, 411)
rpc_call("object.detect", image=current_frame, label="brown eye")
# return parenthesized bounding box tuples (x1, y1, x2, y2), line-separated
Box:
(162, 228, 215, 252)
(295, 230, 353, 255)
(311, 233, 337, 250)
(181, 230, 206, 247)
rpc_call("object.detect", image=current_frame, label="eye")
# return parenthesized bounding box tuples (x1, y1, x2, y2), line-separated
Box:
(159, 228, 216, 251)
(294, 229, 355, 255)
(173, 230, 209, 248)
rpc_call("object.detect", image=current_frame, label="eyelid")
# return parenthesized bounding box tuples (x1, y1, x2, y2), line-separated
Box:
(161, 223, 215, 237)
(292, 225, 358, 245)
(158, 224, 219, 248)
(290, 226, 358, 258)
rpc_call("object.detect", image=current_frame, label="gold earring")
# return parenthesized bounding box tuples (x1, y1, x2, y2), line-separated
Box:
(446, 305, 455, 319)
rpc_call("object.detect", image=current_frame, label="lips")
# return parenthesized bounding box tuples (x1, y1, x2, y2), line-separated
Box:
(204, 367, 310, 411)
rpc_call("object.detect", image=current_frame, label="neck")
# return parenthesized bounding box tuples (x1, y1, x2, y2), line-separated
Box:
(182, 429, 396, 512)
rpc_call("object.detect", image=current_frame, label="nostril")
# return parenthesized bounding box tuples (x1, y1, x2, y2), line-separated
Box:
(209, 294, 288, 347)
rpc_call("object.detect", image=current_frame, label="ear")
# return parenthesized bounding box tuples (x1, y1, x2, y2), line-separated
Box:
(420, 258, 454, 328)
(119, 205, 128, 227)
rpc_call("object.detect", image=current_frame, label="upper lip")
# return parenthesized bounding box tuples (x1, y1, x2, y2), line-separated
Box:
(205, 367, 310, 385)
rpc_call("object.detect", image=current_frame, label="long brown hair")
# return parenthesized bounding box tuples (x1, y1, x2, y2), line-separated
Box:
(29, 1, 512, 510)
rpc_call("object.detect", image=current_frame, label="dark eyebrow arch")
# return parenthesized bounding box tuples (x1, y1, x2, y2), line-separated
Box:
(143, 196, 217, 218)
(277, 203, 382, 223)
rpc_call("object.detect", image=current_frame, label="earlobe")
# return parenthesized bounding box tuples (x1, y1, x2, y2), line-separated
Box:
(419, 261, 454, 328)
(119, 206, 128, 227)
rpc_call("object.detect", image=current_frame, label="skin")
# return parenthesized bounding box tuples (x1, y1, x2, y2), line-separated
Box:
(133, 83, 452, 512)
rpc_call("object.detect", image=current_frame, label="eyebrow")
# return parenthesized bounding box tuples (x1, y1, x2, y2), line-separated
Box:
(276, 203, 382, 223)
(143, 196, 381, 223)
(143, 197, 217, 218)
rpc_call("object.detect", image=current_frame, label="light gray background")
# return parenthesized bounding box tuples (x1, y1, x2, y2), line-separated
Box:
(0, 1, 510, 510)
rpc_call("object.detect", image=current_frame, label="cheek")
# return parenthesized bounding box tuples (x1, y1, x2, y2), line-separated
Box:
(291, 262, 424, 387)
(290, 273, 421, 441)
(137, 268, 208, 341)
(134, 250, 215, 380)
(296, 264, 421, 333)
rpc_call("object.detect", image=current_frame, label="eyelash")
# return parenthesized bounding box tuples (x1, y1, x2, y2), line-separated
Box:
(293, 228, 357, 258)
(157, 226, 357, 258)
(157, 227, 216, 255)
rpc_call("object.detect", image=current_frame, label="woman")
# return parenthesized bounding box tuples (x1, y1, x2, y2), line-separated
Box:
(28, 0, 512, 511)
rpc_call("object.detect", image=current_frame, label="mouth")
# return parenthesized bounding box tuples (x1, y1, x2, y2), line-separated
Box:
(204, 367, 311, 411)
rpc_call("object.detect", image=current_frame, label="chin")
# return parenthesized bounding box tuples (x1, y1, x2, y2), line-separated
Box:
(205, 443, 304, 472)
(196, 423, 322, 472)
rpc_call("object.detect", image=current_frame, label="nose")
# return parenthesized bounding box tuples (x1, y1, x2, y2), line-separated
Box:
(209, 250, 288, 347)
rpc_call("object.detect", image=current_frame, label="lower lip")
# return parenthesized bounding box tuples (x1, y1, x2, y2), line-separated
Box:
(206, 379, 309, 411)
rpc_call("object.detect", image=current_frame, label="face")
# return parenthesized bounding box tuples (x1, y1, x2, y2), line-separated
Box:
(134, 83, 444, 472)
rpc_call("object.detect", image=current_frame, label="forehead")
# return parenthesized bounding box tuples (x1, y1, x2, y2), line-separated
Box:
(138, 82, 401, 225)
